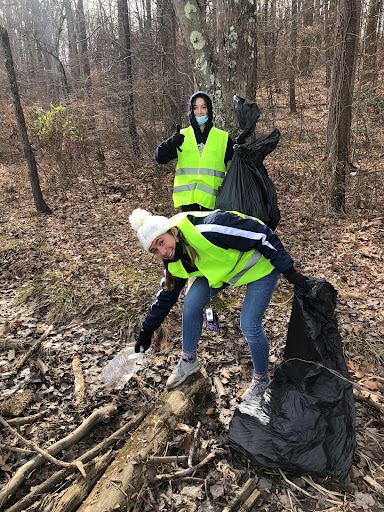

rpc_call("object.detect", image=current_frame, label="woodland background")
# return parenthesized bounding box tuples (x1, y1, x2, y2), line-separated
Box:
(0, 0, 384, 511)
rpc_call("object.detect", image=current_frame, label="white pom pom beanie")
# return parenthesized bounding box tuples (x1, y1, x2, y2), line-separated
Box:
(129, 208, 176, 252)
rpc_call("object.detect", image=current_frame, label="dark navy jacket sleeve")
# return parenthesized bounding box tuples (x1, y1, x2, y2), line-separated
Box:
(142, 271, 186, 333)
(154, 139, 178, 164)
(196, 211, 294, 274)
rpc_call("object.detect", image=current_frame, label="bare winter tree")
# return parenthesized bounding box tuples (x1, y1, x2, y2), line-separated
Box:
(324, 0, 361, 212)
(156, 0, 183, 134)
(64, 0, 81, 83)
(361, 0, 382, 88)
(117, 0, 139, 153)
(324, 0, 336, 88)
(289, 0, 298, 113)
(0, 25, 51, 214)
(298, 0, 314, 75)
(77, 0, 92, 88)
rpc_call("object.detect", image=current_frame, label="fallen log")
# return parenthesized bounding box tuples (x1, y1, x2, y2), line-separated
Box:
(77, 369, 211, 512)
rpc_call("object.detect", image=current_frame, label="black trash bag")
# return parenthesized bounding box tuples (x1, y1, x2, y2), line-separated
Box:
(233, 95, 262, 142)
(216, 128, 281, 230)
(228, 279, 356, 482)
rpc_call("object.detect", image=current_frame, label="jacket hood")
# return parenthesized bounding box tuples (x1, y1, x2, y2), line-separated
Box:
(188, 91, 213, 134)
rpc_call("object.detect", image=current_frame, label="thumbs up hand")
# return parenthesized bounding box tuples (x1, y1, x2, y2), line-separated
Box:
(167, 124, 185, 152)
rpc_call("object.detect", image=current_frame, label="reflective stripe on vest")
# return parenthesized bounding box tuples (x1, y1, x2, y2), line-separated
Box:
(168, 211, 274, 287)
(173, 127, 228, 209)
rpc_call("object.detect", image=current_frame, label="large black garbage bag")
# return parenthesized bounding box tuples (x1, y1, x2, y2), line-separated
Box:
(216, 97, 280, 230)
(228, 279, 356, 481)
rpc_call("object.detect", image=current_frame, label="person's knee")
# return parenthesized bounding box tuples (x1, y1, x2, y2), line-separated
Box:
(240, 319, 263, 340)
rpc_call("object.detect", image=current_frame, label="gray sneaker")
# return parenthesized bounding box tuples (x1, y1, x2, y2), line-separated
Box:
(242, 375, 270, 401)
(166, 358, 201, 389)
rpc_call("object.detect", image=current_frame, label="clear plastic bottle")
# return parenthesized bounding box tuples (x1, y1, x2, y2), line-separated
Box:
(102, 346, 145, 389)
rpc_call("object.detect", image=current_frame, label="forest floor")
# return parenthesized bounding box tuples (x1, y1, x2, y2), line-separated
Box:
(1, 75, 384, 511)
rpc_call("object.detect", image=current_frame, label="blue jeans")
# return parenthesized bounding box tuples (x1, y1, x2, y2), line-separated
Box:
(182, 269, 280, 375)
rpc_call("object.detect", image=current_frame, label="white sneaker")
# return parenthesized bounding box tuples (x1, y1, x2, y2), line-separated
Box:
(242, 375, 270, 401)
(166, 358, 200, 389)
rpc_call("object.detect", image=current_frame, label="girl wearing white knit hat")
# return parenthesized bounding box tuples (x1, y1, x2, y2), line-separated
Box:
(129, 208, 308, 400)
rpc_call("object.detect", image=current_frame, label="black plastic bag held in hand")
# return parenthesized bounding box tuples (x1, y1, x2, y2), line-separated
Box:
(228, 279, 356, 481)
(216, 96, 280, 230)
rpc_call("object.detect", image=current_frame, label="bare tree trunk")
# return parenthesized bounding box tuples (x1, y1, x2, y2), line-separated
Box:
(77, 0, 91, 87)
(264, 0, 278, 90)
(64, 0, 81, 83)
(298, 0, 314, 75)
(289, 0, 298, 113)
(361, 0, 382, 87)
(117, 0, 140, 154)
(158, 0, 182, 133)
(324, 0, 361, 212)
(324, 0, 336, 88)
(0, 25, 51, 214)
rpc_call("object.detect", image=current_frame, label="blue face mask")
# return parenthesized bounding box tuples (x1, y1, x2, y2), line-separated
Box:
(196, 114, 208, 126)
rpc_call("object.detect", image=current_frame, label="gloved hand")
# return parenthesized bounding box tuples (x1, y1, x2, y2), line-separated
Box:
(283, 268, 309, 290)
(235, 133, 247, 145)
(167, 124, 184, 152)
(135, 329, 153, 353)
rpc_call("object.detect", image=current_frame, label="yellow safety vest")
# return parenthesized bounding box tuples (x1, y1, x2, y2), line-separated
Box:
(168, 211, 275, 288)
(173, 126, 228, 209)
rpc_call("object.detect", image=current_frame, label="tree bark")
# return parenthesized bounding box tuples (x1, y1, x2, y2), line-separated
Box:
(64, 0, 81, 82)
(0, 25, 51, 214)
(77, 370, 211, 512)
(361, 0, 382, 87)
(117, 0, 140, 154)
(77, 0, 91, 87)
(289, 0, 298, 113)
(324, 0, 361, 211)
(324, 0, 336, 88)
(298, 0, 314, 75)
(170, 0, 229, 127)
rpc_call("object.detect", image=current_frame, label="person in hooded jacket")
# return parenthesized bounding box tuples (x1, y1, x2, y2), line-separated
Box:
(155, 91, 234, 212)
(129, 208, 309, 400)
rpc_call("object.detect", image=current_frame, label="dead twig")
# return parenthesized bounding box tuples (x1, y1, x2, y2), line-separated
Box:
(14, 325, 54, 370)
(278, 469, 345, 506)
(4, 407, 147, 512)
(0, 403, 117, 510)
(0, 415, 86, 475)
(0, 444, 34, 455)
(147, 455, 188, 465)
(72, 355, 86, 402)
(364, 475, 384, 496)
(353, 388, 384, 416)
(239, 488, 261, 511)
(222, 478, 257, 512)
(6, 411, 47, 427)
(153, 451, 216, 482)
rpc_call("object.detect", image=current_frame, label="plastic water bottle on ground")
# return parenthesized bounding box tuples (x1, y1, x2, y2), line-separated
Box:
(102, 346, 145, 389)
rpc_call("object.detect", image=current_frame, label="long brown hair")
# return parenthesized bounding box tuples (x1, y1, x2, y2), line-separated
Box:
(164, 230, 198, 291)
